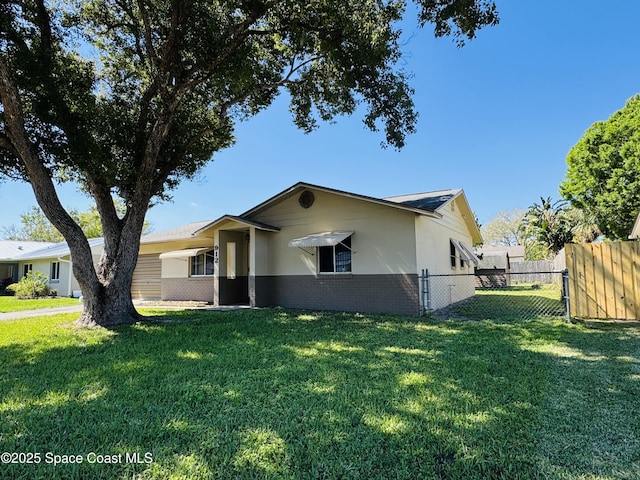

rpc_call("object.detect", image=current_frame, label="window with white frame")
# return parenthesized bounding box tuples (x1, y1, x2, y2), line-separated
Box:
(50, 261, 60, 281)
(318, 236, 352, 273)
(23, 264, 33, 277)
(190, 250, 215, 276)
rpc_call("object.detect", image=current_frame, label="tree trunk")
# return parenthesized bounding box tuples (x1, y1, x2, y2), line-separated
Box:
(76, 281, 141, 327)
(74, 195, 148, 328)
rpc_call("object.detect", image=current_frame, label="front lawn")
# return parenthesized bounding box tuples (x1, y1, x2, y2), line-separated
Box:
(0, 295, 80, 313)
(0, 309, 638, 479)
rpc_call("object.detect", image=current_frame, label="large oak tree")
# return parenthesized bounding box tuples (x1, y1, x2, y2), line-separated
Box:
(0, 0, 498, 326)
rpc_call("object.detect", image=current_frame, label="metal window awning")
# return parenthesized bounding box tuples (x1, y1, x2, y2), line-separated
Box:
(288, 231, 353, 248)
(159, 248, 210, 259)
(451, 239, 480, 266)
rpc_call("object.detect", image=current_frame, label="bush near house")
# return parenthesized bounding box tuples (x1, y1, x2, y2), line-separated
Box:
(6, 271, 50, 299)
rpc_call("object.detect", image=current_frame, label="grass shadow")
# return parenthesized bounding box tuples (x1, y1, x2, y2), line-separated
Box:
(0, 309, 638, 479)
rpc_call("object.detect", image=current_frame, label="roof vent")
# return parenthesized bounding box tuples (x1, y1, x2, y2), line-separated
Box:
(299, 190, 315, 209)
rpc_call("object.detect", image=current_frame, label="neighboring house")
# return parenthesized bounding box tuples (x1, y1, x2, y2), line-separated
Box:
(143, 182, 482, 315)
(476, 245, 525, 263)
(10, 238, 105, 297)
(629, 211, 640, 239)
(475, 252, 511, 287)
(0, 240, 56, 289)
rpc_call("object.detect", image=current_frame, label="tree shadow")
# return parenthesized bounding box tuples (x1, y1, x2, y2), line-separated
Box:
(0, 310, 637, 479)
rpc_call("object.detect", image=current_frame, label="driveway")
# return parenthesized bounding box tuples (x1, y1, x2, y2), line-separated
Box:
(0, 304, 84, 321)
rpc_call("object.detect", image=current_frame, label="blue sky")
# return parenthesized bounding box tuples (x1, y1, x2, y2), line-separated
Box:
(2, 1, 640, 234)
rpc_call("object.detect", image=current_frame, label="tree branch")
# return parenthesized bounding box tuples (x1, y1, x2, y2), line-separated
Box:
(0, 56, 90, 251)
(134, 0, 160, 68)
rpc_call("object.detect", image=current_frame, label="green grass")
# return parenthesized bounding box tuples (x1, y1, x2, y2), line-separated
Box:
(450, 284, 566, 321)
(0, 295, 80, 313)
(0, 309, 638, 479)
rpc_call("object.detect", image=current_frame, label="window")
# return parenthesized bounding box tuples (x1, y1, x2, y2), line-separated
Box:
(319, 236, 352, 273)
(50, 261, 60, 281)
(450, 239, 479, 270)
(450, 241, 457, 269)
(190, 250, 215, 276)
(23, 264, 33, 277)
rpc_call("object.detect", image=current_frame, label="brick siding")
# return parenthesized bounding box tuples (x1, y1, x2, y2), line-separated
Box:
(255, 274, 420, 316)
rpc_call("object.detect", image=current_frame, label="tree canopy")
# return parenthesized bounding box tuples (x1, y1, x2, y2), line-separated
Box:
(0, 0, 498, 326)
(560, 95, 640, 240)
(480, 209, 526, 246)
(2, 201, 151, 241)
(519, 197, 600, 259)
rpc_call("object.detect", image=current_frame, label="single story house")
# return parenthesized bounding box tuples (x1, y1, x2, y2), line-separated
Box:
(475, 251, 511, 288)
(140, 182, 482, 315)
(3, 182, 482, 315)
(475, 245, 525, 263)
(9, 238, 105, 297)
(0, 240, 56, 289)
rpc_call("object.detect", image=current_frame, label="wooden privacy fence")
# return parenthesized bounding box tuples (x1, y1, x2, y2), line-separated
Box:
(510, 260, 556, 284)
(565, 241, 640, 320)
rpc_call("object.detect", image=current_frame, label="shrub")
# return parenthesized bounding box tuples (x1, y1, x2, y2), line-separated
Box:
(7, 271, 50, 299)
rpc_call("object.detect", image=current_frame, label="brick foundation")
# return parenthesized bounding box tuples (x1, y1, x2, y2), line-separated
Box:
(162, 277, 215, 303)
(255, 274, 420, 316)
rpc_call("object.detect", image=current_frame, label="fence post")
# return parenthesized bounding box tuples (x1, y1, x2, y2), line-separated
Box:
(421, 269, 430, 315)
(562, 269, 571, 323)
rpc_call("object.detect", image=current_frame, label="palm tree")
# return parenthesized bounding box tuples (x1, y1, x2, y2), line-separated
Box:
(521, 197, 573, 258)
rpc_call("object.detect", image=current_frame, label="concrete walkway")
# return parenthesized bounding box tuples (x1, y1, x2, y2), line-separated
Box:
(0, 304, 84, 321)
(0, 302, 252, 321)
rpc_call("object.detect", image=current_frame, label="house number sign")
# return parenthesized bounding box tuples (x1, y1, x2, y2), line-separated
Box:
(214, 245, 219, 264)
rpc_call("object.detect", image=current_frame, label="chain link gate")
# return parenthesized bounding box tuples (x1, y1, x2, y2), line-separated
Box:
(422, 269, 571, 322)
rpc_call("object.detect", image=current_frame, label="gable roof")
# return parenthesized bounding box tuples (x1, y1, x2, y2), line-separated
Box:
(240, 181, 482, 244)
(194, 215, 280, 235)
(0, 241, 56, 261)
(140, 220, 214, 244)
(12, 238, 105, 261)
(241, 182, 444, 219)
(384, 189, 461, 211)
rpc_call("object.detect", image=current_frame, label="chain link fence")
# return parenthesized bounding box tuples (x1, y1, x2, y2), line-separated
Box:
(422, 271, 570, 322)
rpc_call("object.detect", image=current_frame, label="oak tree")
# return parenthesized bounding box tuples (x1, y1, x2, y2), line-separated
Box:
(0, 0, 498, 326)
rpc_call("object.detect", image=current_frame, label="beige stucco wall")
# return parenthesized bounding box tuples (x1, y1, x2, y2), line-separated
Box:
(162, 257, 189, 278)
(140, 238, 215, 279)
(415, 195, 476, 310)
(250, 189, 418, 276)
(253, 229, 271, 277)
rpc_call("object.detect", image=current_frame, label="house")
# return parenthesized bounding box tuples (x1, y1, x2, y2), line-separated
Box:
(143, 182, 482, 315)
(10, 238, 105, 297)
(2, 182, 482, 316)
(133, 221, 217, 301)
(475, 245, 525, 263)
(475, 251, 511, 287)
(629, 211, 640, 239)
(0, 240, 56, 290)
